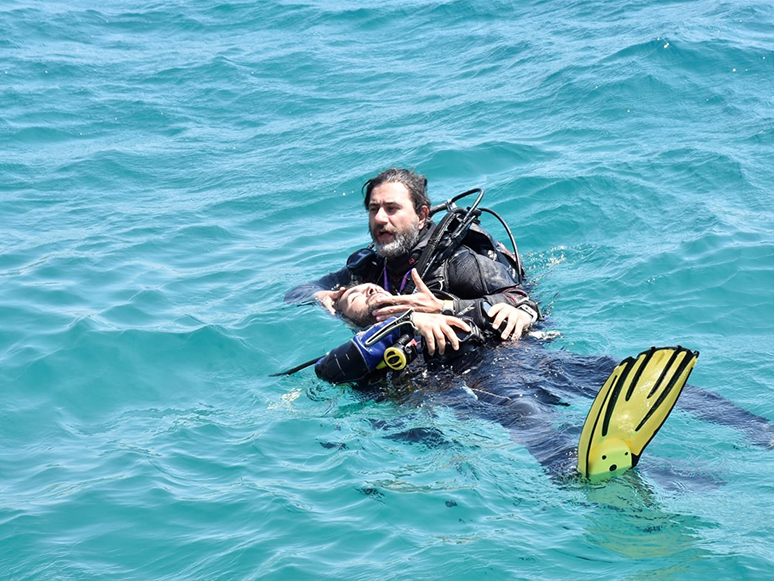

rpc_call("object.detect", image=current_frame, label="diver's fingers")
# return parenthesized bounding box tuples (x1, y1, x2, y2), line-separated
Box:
(504, 313, 529, 341)
(512, 318, 526, 340)
(315, 289, 342, 315)
(371, 295, 413, 310)
(378, 293, 411, 305)
(433, 327, 447, 355)
(443, 324, 460, 351)
(446, 318, 469, 349)
(371, 301, 412, 321)
(370, 304, 386, 317)
(373, 310, 413, 323)
(424, 330, 436, 356)
(372, 306, 396, 322)
(500, 316, 517, 340)
(489, 304, 509, 330)
(373, 296, 440, 320)
(446, 316, 471, 334)
(408, 270, 445, 314)
(411, 269, 431, 295)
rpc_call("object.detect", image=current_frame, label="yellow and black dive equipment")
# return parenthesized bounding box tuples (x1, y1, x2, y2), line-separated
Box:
(577, 346, 699, 482)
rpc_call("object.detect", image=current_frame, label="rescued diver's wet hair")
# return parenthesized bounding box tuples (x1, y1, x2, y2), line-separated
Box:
(362, 168, 430, 214)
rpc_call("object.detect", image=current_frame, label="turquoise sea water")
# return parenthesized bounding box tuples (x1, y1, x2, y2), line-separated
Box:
(2, 0, 774, 579)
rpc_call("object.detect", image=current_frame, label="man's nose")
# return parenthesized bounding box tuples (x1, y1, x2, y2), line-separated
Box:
(373, 207, 389, 223)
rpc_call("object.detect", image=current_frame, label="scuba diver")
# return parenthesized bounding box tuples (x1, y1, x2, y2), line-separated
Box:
(281, 171, 698, 481)
(280, 169, 774, 481)
(285, 168, 541, 353)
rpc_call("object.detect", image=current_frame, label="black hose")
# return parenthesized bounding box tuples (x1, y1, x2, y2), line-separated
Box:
(479, 207, 522, 276)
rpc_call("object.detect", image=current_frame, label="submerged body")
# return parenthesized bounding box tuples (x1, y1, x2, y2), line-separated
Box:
(346, 337, 773, 479)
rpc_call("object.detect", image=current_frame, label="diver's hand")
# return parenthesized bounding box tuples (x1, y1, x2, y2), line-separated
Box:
(412, 313, 471, 356)
(314, 288, 345, 315)
(371, 269, 443, 321)
(487, 303, 532, 341)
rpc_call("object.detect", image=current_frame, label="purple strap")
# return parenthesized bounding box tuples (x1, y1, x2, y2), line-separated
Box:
(383, 265, 413, 294)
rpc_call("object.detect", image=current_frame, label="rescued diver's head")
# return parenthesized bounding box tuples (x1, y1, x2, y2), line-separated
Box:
(362, 168, 431, 260)
(333, 283, 391, 328)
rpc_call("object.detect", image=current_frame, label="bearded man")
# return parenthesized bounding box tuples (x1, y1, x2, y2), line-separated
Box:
(286, 168, 540, 352)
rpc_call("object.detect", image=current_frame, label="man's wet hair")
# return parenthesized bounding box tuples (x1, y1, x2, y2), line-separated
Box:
(362, 168, 430, 214)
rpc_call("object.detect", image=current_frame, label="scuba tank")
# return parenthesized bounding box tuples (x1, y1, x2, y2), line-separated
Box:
(270, 310, 418, 381)
(272, 308, 489, 384)
(313, 310, 419, 384)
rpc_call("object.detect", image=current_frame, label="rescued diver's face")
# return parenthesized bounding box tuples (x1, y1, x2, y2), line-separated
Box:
(368, 182, 428, 260)
(335, 283, 390, 326)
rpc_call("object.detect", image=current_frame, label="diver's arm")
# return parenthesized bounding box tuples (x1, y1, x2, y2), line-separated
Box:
(394, 291, 538, 342)
(443, 246, 541, 334)
(454, 289, 539, 325)
(445, 292, 539, 342)
(370, 267, 539, 340)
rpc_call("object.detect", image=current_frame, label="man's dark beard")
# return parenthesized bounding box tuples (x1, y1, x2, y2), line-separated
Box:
(372, 221, 421, 260)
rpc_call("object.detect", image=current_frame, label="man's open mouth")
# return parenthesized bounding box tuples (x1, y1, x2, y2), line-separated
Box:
(376, 229, 394, 241)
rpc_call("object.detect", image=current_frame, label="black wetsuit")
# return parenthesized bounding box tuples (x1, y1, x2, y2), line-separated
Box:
(285, 219, 540, 333)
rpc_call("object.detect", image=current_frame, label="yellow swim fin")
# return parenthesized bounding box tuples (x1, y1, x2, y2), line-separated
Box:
(577, 346, 699, 482)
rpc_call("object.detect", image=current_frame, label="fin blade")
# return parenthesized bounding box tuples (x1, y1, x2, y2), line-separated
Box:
(627, 347, 698, 454)
(577, 346, 699, 481)
(578, 361, 628, 477)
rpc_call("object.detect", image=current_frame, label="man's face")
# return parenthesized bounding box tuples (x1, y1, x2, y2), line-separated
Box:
(335, 283, 391, 326)
(368, 182, 428, 259)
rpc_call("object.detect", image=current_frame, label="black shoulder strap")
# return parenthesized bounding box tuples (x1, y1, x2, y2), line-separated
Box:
(403, 208, 473, 294)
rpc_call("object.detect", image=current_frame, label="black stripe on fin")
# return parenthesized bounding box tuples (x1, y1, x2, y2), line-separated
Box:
(646, 348, 681, 399)
(625, 347, 654, 402)
(635, 347, 697, 433)
(601, 356, 636, 437)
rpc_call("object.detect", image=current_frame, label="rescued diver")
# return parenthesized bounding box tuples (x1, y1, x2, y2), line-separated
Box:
(315, 274, 508, 385)
(308, 299, 774, 481)
(331, 269, 521, 354)
(285, 168, 541, 351)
